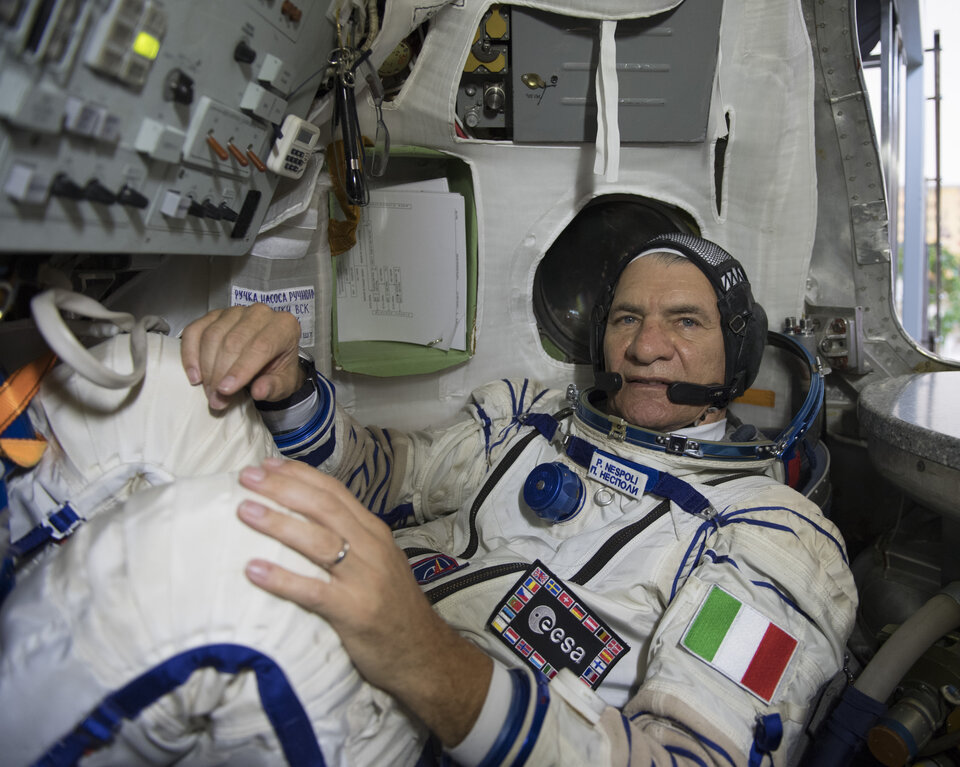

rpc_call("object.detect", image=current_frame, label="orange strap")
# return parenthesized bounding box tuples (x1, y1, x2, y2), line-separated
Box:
(0, 438, 48, 467)
(326, 137, 373, 258)
(0, 352, 56, 468)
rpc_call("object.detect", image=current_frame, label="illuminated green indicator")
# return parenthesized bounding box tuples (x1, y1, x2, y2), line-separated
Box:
(133, 32, 160, 60)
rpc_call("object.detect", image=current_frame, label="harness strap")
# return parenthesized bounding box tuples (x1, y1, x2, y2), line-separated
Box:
(0, 352, 55, 468)
(748, 713, 783, 767)
(2, 353, 57, 606)
(34, 643, 327, 767)
(10, 503, 83, 560)
(524, 413, 714, 517)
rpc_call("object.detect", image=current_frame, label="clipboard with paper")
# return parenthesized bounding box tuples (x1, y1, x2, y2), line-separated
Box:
(331, 148, 477, 376)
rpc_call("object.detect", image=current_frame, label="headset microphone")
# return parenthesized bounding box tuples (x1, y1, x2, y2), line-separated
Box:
(666, 382, 733, 407)
(594, 371, 623, 392)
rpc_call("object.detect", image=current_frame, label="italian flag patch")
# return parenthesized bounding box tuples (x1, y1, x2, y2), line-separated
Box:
(681, 585, 798, 703)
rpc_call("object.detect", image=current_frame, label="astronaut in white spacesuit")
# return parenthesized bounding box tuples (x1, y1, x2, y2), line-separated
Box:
(0, 234, 856, 766)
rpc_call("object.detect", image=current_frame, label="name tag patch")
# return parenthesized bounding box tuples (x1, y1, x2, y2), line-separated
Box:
(410, 553, 467, 586)
(487, 560, 629, 689)
(681, 585, 799, 703)
(588, 451, 647, 500)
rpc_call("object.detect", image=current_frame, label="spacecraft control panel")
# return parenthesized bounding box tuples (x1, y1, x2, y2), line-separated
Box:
(0, 0, 329, 256)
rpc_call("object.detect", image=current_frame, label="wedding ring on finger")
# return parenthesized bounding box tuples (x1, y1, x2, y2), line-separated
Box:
(328, 537, 350, 569)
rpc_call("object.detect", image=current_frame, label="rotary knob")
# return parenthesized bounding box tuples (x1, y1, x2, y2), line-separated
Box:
(483, 83, 505, 112)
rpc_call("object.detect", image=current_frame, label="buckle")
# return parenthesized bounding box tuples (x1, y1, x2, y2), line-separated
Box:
(609, 418, 627, 441)
(660, 434, 703, 458)
(47, 503, 84, 541)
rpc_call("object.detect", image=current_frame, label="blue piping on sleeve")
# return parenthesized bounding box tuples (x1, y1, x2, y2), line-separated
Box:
(476, 381, 551, 461)
(504, 379, 519, 418)
(346, 461, 367, 490)
(722, 505, 847, 563)
(381, 502, 416, 529)
(702, 550, 739, 567)
(273, 374, 335, 455)
(529, 387, 549, 410)
(489, 380, 527, 452)
(371, 442, 392, 517)
(289, 426, 337, 467)
(627, 713, 736, 767)
(620, 715, 633, 767)
(695, 732, 737, 767)
(476, 669, 532, 767)
(671, 511, 806, 599)
(670, 518, 717, 600)
(509, 672, 550, 767)
(475, 402, 493, 458)
(751, 580, 815, 625)
(665, 745, 709, 767)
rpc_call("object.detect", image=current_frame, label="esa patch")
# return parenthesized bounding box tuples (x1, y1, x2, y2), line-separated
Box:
(680, 585, 798, 703)
(410, 553, 467, 585)
(487, 560, 629, 689)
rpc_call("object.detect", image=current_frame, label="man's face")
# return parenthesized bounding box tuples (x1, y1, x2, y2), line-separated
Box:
(603, 254, 726, 432)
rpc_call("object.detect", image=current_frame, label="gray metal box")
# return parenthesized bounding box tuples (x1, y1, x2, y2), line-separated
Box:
(510, 0, 723, 143)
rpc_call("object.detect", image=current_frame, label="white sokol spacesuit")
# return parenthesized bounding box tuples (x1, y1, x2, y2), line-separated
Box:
(0, 233, 856, 767)
(0, 329, 856, 767)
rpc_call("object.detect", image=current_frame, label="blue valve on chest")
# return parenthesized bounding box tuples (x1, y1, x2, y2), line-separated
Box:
(523, 462, 586, 523)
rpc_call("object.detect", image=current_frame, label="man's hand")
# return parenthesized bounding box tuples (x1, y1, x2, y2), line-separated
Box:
(180, 304, 303, 410)
(236, 458, 492, 747)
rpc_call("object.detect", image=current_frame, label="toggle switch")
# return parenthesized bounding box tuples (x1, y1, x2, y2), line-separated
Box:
(228, 142, 249, 166)
(201, 199, 221, 219)
(50, 174, 85, 200)
(206, 134, 229, 161)
(246, 149, 266, 172)
(117, 185, 149, 209)
(234, 40, 257, 64)
(218, 202, 238, 222)
(83, 179, 117, 205)
(165, 69, 194, 105)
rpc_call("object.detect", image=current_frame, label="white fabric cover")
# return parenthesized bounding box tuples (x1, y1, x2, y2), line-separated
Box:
(7, 332, 280, 540)
(1, 473, 424, 766)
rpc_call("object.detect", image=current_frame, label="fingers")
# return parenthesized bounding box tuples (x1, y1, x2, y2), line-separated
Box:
(240, 459, 386, 536)
(236, 472, 385, 625)
(235, 463, 479, 712)
(180, 309, 222, 385)
(237, 497, 347, 566)
(244, 557, 332, 613)
(180, 305, 303, 409)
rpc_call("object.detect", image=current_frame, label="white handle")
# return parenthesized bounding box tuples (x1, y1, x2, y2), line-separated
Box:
(31, 289, 169, 389)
